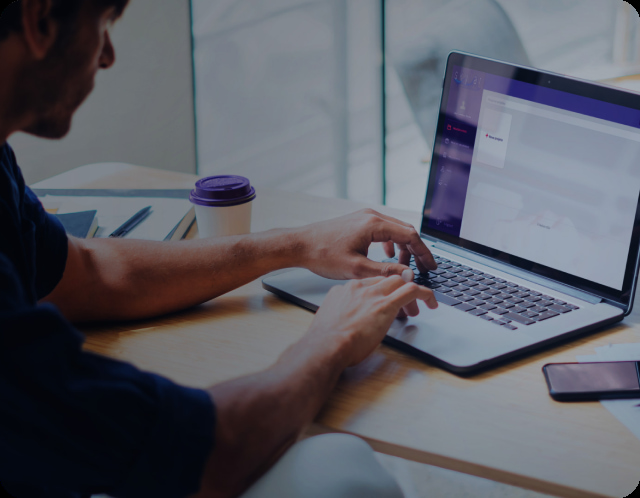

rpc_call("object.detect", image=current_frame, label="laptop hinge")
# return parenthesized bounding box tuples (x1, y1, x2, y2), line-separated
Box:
(432, 242, 602, 305)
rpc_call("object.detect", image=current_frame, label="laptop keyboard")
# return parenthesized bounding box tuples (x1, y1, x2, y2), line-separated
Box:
(385, 255, 579, 331)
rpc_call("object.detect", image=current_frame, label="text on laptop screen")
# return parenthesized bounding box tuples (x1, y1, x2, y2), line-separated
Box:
(425, 65, 640, 291)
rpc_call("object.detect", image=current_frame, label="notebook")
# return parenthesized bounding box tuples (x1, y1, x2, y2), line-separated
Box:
(38, 190, 195, 241)
(262, 52, 640, 374)
(54, 210, 99, 238)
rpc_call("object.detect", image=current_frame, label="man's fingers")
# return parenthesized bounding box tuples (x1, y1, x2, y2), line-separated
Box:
(383, 240, 395, 258)
(402, 299, 420, 317)
(365, 210, 414, 229)
(397, 245, 412, 267)
(387, 282, 438, 311)
(369, 219, 437, 271)
(355, 258, 411, 279)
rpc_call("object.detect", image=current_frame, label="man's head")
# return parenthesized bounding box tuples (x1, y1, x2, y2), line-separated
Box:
(0, 0, 128, 139)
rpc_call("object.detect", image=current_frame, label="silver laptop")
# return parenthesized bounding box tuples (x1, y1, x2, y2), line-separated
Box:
(263, 52, 640, 374)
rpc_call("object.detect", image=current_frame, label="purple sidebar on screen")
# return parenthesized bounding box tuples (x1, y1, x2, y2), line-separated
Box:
(426, 65, 640, 237)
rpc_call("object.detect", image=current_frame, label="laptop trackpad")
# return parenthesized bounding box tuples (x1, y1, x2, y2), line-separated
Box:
(264, 269, 533, 369)
(386, 301, 532, 368)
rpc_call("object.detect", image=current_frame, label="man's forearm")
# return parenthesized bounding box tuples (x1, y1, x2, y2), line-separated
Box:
(44, 228, 306, 322)
(195, 333, 350, 498)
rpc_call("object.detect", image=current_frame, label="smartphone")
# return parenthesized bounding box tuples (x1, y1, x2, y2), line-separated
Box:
(543, 361, 640, 401)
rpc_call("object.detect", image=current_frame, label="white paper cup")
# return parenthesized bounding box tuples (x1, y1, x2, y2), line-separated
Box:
(190, 176, 256, 238)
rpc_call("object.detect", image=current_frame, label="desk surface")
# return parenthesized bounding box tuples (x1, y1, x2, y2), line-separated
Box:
(33, 163, 640, 498)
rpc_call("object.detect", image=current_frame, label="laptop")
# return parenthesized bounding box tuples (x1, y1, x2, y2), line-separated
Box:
(262, 51, 640, 374)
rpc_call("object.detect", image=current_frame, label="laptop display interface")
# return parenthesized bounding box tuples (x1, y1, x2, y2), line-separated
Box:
(422, 53, 640, 304)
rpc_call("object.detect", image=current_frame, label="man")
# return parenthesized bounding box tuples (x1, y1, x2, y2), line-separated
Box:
(0, 1, 438, 497)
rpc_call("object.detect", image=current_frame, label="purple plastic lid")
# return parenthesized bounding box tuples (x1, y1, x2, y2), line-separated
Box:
(190, 175, 256, 207)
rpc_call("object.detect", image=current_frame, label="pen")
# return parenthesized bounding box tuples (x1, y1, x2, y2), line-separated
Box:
(109, 206, 152, 238)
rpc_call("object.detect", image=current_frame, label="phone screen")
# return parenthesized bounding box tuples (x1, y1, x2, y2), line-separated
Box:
(545, 362, 640, 393)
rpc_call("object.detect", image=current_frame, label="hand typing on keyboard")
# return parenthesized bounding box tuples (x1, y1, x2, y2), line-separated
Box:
(295, 209, 438, 280)
(384, 254, 580, 331)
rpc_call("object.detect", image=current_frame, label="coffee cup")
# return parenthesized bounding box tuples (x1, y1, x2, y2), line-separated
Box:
(189, 175, 256, 238)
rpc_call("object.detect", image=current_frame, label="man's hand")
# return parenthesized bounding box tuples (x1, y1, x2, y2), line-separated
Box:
(296, 209, 437, 281)
(308, 275, 438, 367)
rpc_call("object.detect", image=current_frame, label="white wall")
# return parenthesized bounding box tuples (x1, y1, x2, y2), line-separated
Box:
(10, 0, 197, 185)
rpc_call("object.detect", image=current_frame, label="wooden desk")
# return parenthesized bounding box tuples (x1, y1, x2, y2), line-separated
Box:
(33, 164, 640, 498)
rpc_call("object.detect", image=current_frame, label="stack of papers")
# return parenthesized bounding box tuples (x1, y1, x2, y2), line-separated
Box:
(577, 344, 640, 441)
(40, 195, 194, 241)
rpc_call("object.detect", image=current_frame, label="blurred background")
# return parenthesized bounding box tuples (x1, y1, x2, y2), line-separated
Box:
(11, 0, 640, 213)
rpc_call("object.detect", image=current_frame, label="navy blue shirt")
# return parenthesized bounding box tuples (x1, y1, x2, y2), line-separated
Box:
(0, 143, 215, 498)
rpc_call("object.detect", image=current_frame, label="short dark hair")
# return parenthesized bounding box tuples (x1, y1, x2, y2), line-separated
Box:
(0, 0, 128, 41)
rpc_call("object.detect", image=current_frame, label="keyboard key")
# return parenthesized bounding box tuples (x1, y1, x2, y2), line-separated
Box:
(492, 283, 507, 290)
(475, 285, 490, 292)
(448, 267, 463, 274)
(505, 282, 518, 288)
(505, 297, 524, 304)
(454, 302, 475, 312)
(464, 280, 479, 287)
(458, 295, 475, 302)
(438, 287, 453, 293)
(531, 306, 547, 313)
(523, 295, 541, 303)
(493, 278, 506, 283)
(529, 291, 542, 296)
(478, 293, 493, 301)
(537, 311, 560, 321)
(552, 299, 567, 305)
(541, 295, 554, 300)
(452, 276, 467, 283)
(497, 293, 512, 300)
(539, 300, 554, 307)
(464, 289, 481, 297)
(513, 291, 529, 298)
(548, 304, 572, 314)
(479, 303, 497, 311)
(516, 286, 529, 292)
(485, 289, 501, 296)
(443, 281, 459, 288)
(501, 302, 515, 309)
(493, 320, 508, 326)
(449, 291, 464, 298)
(504, 312, 535, 325)
(465, 299, 484, 306)
(455, 285, 470, 292)
(431, 269, 447, 275)
(521, 312, 539, 319)
(511, 306, 527, 314)
(492, 308, 510, 315)
(468, 308, 487, 316)
(566, 304, 580, 310)
(433, 291, 462, 306)
(449, 262, 461, 267)
(439, 263, 452, 269)
(502, 323, 518, 330)
(479, 314, 494, 321)
(488, 298, 503, 305)
(520, 302, 536, 309)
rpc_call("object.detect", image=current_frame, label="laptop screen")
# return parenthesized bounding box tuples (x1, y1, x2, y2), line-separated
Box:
(422, 52, 640, 305)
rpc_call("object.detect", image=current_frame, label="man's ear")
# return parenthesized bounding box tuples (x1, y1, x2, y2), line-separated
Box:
(20, 0, 59, 60)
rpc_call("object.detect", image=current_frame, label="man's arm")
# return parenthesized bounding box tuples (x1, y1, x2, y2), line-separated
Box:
(42, 209, 437, 323)
(194, 276, 438, 498)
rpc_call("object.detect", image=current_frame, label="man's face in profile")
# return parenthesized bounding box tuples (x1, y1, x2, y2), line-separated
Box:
(18, 1, 120, 139)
